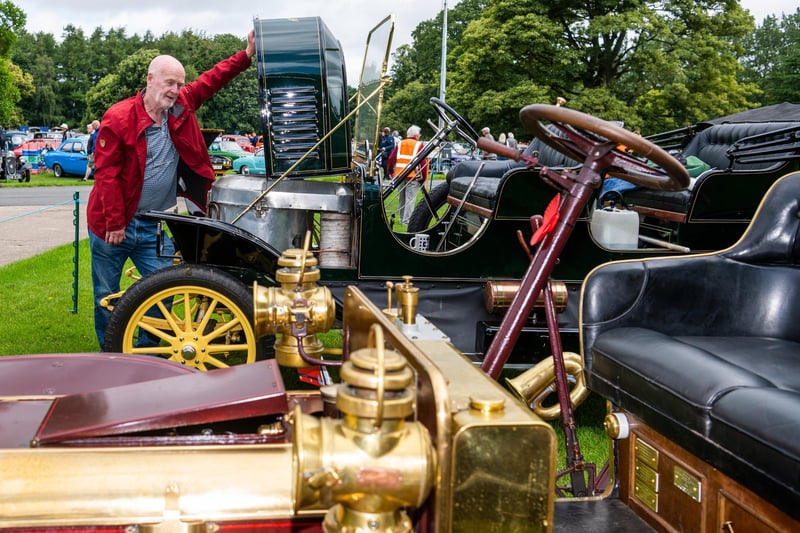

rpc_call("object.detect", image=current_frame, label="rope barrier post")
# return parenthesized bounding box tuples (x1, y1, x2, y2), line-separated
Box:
(70, 191, 79, 314)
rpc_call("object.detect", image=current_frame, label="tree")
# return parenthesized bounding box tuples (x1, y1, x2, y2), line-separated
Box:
(13, 32, 59, 126)
(84, 48, 160, 120)
(53, 24, 93, 128)
(382, 0, 489, 136)
(0, 0, 25, 125)
(398, 0, 760, 137)
(740, 9, 800, 105)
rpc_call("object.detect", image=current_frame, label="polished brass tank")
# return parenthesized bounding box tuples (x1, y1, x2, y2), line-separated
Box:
(484, 279, 568, 314)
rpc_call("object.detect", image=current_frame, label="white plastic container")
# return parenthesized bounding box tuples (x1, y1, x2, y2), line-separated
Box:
(590, 207, 640, 250)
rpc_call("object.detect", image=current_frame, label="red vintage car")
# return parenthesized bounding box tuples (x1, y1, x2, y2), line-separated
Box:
(221, 133, 256, 153)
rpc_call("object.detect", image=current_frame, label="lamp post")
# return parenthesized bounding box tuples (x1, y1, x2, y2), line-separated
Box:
(438, 0, 448, 129)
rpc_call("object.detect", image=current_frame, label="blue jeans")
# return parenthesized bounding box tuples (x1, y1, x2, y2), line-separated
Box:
(89, 216, 175, 350)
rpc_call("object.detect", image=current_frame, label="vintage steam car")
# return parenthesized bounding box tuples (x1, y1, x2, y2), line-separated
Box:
(96, 16, 800, 371)
(3, 13, 800, 533)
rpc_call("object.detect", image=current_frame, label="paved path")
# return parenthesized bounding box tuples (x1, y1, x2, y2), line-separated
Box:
(0, 185, 92, 267)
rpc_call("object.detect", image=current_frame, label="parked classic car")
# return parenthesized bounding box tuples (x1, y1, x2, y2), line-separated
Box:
(208, 139, 250, 175)
(221, 133, 257, 153)
(209, 139, 251, 161)
(42, 136, 90, 177)
(0, 128, 30, 182)
(232, 147, 266, 174)
(99, 14, 800, 372)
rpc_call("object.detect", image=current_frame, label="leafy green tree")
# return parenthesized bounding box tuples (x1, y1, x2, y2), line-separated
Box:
(13, 32, 59, 126)
(0, 0, 25, 125)
(53, 24, 93, 128)
(399, 0, 760, 137)
(740, 9, 800, 105)
(84, 48, 159, 120)
(382, 0, 489, 136)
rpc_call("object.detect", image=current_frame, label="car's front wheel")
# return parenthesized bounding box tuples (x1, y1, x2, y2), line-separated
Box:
(103, 264, 268, 370)
(52, 163, 63, 177)
(240, 165, 250, 174)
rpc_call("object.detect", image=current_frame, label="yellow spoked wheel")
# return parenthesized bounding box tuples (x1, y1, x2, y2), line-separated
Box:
(104, 265, 265, 370)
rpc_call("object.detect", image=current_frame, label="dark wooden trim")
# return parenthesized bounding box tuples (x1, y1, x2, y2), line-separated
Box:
(446, 196, 494, 219)
(628, 205, 687, 223)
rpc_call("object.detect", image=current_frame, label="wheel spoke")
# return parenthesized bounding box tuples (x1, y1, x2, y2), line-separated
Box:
(201, 355, 229, 369)
(137, 319, 175, 344)
(156, 298, 183, 334)
(195, 296, 220, 333)
(203, 316, 241, 341)
(129, 345, 174, 356)
(205, 343, 250, 354)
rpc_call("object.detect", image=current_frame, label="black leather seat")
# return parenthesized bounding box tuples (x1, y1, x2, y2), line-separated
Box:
(581, 170, 800, 517)
(620, 122, 800, 214)
(447, 134, 578, 212)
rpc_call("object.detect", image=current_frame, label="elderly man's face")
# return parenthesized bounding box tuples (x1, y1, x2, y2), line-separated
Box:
(147, 57, 186, 113)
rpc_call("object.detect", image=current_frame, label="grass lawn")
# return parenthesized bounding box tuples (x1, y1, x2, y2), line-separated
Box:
(1, 168, 90, 187)
(0, 239, 118, 355)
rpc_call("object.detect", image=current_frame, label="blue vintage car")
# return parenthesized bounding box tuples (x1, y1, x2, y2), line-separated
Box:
(43, 136, 90, 177)
(232, 147, 266, 174)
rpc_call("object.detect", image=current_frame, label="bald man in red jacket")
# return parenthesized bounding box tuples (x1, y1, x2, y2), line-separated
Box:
(87, 29, 256, 349)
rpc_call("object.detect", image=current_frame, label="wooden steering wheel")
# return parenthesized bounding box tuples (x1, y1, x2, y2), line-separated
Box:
(519, 104, 690, 191)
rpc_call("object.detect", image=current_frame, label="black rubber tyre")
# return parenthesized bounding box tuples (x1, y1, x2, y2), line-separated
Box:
(240, 165, 250, 174)
(53, 164, 63, 177)
(406, 182, 450, 233)
(104, 264, 268, 370)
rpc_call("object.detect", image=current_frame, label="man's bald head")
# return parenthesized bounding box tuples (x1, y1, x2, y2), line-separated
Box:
(148, 55, 185, 79)
(143, 55, 186, 117)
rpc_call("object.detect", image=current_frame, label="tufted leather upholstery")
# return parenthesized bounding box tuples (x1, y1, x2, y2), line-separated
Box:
(622, 122, 800, 214)
(581, 171, 800, 516)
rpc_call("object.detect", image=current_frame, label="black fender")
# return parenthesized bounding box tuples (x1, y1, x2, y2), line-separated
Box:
(138, 211, 282, 284)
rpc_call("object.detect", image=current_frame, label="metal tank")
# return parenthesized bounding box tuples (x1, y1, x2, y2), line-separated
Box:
(208, 175, 355, 267)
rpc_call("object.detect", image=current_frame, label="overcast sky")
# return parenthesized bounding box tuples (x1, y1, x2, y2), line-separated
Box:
(16, 0, 799, 83)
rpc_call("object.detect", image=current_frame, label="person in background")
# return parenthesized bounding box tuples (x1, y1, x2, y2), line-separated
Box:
(496, 132, 507, 160)
(60, 123, 69, 142)
(387, 124, 429, 226)
(392, 129, 402, 148)
(378, 126, 395, 178)
(82, 119, 100, 181)
(86, 29, 256, 350)
(480, 127, 496, 160)
(506, 132, 518, 150)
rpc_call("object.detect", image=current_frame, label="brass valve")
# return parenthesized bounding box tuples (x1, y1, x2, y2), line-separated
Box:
(382, 276, 419, 326)
(253, 246, 335, 367)
(395, 275, 419, 326)
(292, 325, 436, 533)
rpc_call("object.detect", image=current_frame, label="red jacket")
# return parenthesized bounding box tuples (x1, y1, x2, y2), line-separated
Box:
(87, 50, 252, 238)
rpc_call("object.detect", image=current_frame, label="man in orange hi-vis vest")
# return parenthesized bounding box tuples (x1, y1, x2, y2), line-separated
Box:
(387, 124, 429, 225)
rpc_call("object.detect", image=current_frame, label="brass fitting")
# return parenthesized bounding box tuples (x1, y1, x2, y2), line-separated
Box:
(382, 277, 419, 326)
(253, 247, 335, 367)
(292, 325, 436, 533)
(395, 276, 419, 326)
